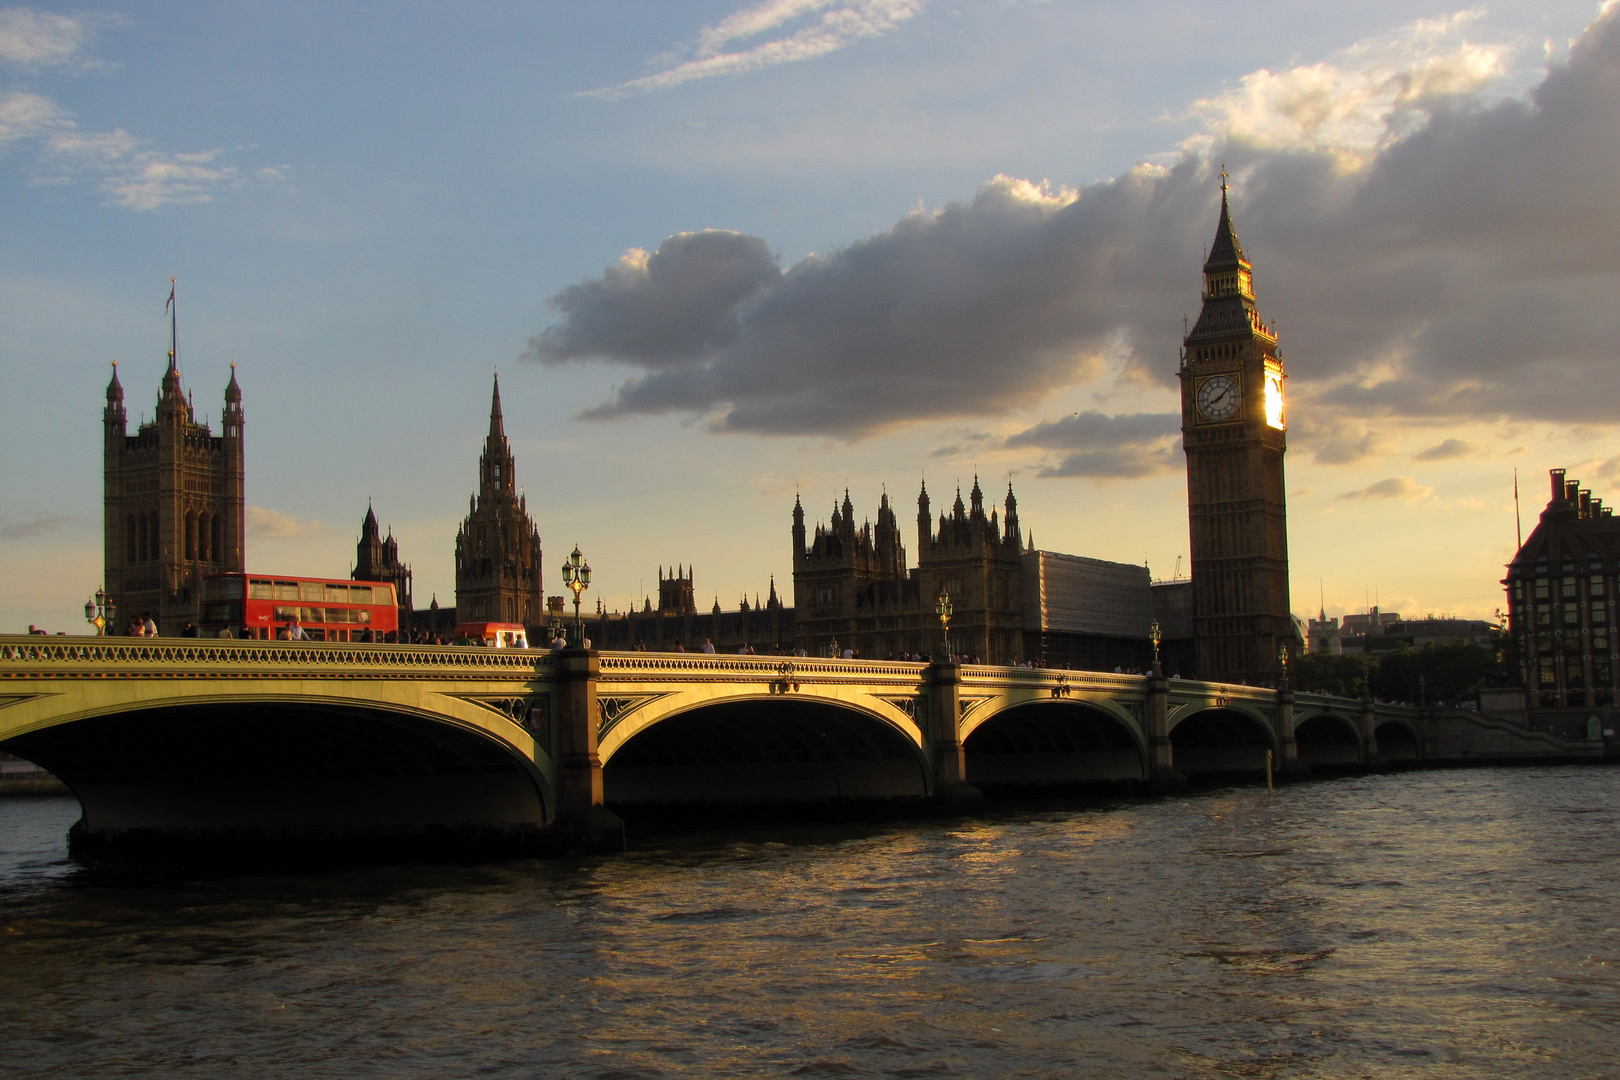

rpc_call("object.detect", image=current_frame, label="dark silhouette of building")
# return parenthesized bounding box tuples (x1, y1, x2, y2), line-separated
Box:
(1179, 175, 1293, 684)
(102, 347, 245, 636)
(585, 569, 793, 652)
(658, 565, 697, 615)
(790, 479, 1026, 661)
(1505, 468, 1619, 709)
(352, 504, 413, 632)
(454, 374, 543, 630)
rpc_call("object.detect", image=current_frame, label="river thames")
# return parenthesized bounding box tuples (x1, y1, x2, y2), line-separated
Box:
(1, 766, 1615, 1078)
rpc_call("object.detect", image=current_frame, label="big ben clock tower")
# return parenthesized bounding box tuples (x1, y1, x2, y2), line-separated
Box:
(1179, 174, 1292, 685)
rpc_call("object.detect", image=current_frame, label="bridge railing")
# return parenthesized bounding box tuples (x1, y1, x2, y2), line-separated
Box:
(0, 635, 557, 677)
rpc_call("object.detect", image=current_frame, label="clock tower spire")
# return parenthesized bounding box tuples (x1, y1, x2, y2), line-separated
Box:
(1179, 171, 1293, 685)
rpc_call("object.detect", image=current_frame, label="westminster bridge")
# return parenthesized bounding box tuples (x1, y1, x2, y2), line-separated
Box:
(0, 635, 1593, 853)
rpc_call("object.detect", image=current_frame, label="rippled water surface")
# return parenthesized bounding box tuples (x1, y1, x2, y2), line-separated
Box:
(2, 767, 1617, 1078)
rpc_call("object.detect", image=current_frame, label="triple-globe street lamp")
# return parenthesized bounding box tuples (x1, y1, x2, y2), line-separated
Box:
(936, 590, 953, 661)
(1150, 618, 1162, 675)
(84, 589, 115, 636)
(559, 546, 591, 647)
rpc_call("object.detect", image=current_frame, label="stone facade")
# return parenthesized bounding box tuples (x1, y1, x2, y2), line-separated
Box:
(454, 375, 544, 630)
(102, 354, 245, 636)
(1179, 178, 1293, 685)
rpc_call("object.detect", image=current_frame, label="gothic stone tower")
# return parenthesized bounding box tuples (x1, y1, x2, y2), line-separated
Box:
(103, 354, 245, 636)
(914, 477, 1024, 662)
(1179, 178, 1292, 684)
(354, 504, 413, 633)
(454, 374, 543, 629)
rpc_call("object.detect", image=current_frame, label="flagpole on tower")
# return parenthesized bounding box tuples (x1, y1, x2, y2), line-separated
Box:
(165, 278, 178, 372)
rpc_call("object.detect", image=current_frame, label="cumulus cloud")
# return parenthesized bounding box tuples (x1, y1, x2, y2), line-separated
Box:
(1184, 10, 1509, 169)
(0, 8, 107, 68)
(533, 6, 1620, 443)
(583, 0, 928, 99)
(1414, 436, 1478, 461)
(1006, 411, 1180, 478)
(1339, 476, 1434, 501)
(247, 507, 322, 540)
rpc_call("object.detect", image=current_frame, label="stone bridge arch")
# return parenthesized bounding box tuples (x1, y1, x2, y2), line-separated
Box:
(1375, 718, 1422, 761)
(960, 697, 1148, 790)
(1168, 705, 1278, 776)
(1293, 712, 1363, 768)
(598, 693, 932, 805)
(0, 678, 554, 850)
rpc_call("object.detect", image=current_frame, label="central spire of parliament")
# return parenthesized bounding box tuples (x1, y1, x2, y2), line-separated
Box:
(454, 373, 543, 627)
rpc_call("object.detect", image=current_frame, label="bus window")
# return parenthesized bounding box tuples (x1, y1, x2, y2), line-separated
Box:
(374, 585, 393, 606)
(349, 585, 373, 604)
(275, 581, 300, 601)
(202, 577, 243, 601)
(300, 582, 324, 602)
(324, 584, 349, 603)
(249, 580, 274, 599)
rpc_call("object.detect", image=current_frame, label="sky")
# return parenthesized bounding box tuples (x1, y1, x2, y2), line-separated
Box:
(3, 0, 1618, 633)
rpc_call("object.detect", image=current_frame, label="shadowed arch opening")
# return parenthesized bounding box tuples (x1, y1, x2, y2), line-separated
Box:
(1170, 708, 1275, 776)
(963, 702, 1144, 790)
(603, 699, 928, 805)
(0, 702, 547, 850)
(1375, 720, 1421, 762)
(1294, 714, 1362, 769)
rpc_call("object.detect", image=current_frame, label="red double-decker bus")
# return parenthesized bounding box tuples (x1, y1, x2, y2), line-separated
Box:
(199, 573, 400, 642)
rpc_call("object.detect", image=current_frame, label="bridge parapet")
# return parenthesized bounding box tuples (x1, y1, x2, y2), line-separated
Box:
(0, 634, 556, 680)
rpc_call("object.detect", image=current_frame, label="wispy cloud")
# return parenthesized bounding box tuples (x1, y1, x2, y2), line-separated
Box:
(247, 506, 322, 540)
(1414, 437, 1477, 461)
(33, 127, 283, 210)
(0, 7, 110, 69)
(583, 0, 928, 99)
(0, 16, 285, 210)
(1339, 476, 1434, 501)
(0, 513, 73, 539)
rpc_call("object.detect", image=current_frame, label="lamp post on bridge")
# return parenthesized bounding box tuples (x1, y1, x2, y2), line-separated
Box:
(84, 589, 115, 636)
(1278, 643, 1289, 688)
(560, 546, 591, 648)
(936, 590, 953, 661)
(1150, 618, 1161, 675)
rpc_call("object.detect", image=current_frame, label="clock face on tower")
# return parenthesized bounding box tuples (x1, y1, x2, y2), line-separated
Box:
(1196, 374, 1241, 422)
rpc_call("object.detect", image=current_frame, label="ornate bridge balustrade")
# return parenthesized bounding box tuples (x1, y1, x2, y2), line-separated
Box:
(0, 637, 1586, 853)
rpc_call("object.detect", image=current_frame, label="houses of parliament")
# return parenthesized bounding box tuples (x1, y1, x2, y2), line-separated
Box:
(99, 187, 1293, 684)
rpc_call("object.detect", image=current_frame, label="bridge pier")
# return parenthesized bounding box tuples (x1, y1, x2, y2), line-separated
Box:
(1275, 687, 1310, 781)
(1145, 676, 1186, 791)
(927, 663, 984, 806)
(555, 649, 626, 853)
(1359, 694, 1382, 766)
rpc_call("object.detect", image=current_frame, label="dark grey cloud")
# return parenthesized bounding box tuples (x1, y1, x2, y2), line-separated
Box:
(528, 8, 1620, 437)
(1007, 411, 1179, 478)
